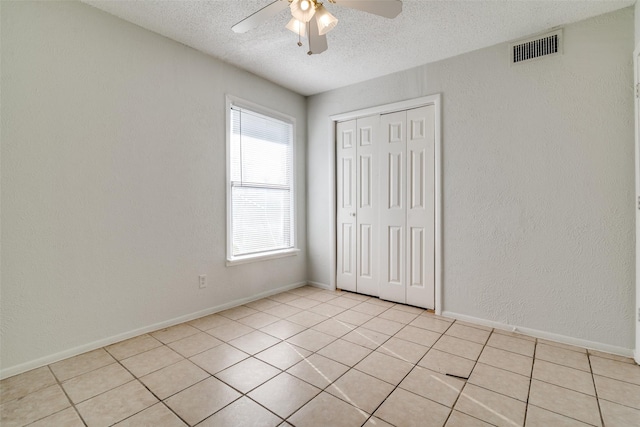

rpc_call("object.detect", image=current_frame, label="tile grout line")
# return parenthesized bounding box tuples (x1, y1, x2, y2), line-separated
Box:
(521, 336, 538, 426)
(41, 365, 89, 427)
(588, 351, 607, 427)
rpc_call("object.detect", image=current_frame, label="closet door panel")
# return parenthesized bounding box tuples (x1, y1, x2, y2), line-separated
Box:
(406, 106, 435, 309)
(337, 120, 357, 292)
(379, 111, 407, 304)
(355, 115, 379, 296)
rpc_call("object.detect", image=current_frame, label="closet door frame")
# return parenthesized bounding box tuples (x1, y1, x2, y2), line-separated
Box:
(329, 94, 443, 314)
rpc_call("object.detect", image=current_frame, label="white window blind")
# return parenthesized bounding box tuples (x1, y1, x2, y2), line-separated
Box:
(229, 105, 294, 258)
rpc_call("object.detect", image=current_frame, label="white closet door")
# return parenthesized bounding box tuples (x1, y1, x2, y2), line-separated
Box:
(406, 105, 435, 309)
(336, 120, 357, 292)
(379, 111, 407, 303)
(356, 115, 379, 296)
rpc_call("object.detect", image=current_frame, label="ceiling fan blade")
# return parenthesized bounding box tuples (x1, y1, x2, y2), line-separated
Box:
(307, 18, 328, 55)
(336, 0, 402, 19)
(232, 0, 288, 33)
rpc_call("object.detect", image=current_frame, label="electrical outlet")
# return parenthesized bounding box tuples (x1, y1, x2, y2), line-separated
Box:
(199, 275, 206, 289)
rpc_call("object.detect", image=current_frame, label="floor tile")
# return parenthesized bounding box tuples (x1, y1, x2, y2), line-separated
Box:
(312, 318, 356, 337)
(0, 366, 56, 403)
(164, 377, 240, 426)
(433, 335, 484, 361)
(150, 323, 200, 344)
(76, 380, 157, 427)
(588, 349, 636, 364)
(377, 336, 429, 364)
(446, 323, 491, 344)
(255, 342, 312, 370)
(355, 351, 413, 385)
(454, 383, 526, 427)
(188, 314, 232, 331)
(105, 335, 163, 361)
(599, 399, 640, 427)
(445, 410, 494, 426)
(478, 346, 533, 377)
(454, 320, 492, 331)
(392, 304, 424, 315)
(197, 396, 281, 427)
(121, 345, 184, 377)
(594, 374, 640, 409)
(286, 297, 321, 310)
(327, 369, 394, 414)
(535, 344, 590, 372)
(361, 317, 405, 336)
(492, 329, 536, 342)
(167, 331, 222, 358)
(245, 298, 283, 311)
(351, 302, 389, 317)
(340, 292, 371, 302)
(189, 343, 249, 374)
(538, 339, 587, 353)
(306, 292, 340, 303)
(219, 305, 259, 320)
(49, 348, 115, 381)
(237, 312, 280, 329)
(114, 403, 186, 427)
(263, 303, 302, 318)
(366, 298, 395, 308)
(590, 356, 640, 385)
(528, 379, 601, 426)
(139, 359, 209, 400)
(525, 405, 591, 426)
(62, 362, 133, 403)
(399, 366, 464, 407)
(308, 302, 346, 317)
(260, 319, 307, 340)
(317, 339, 373, 366)
(378, 308, 419, 324)
(362, 416, 394, 427)
(326, 296, 362, 309)
(532, 359, 595, 396)
(342, 327, 390, 350)
(287, 354, 349, 389)
(268, 292, 301, 304)
(29, 407, 85, 427)
(486, 333, 535, 357)
(333, 309, 374, 326)
(289, 392, 369, 427)
(418, 348, 476, 378)
(286, 311, 329, 328)
(286, 329, 335, 352)
(468, 363, 530, 402)
(207, 321, 254, 342)
(375, 388, 450, 427)
(0, 384, 70, 427)
(409, 315, 452, 333)
(394, 325, 441, 346)
(248, 373, 320, 419)
(228, 330, 280, 355)
(215, 357, 280, 393)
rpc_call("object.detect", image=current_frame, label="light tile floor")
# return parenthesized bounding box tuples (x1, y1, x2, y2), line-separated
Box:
(2, 285, 639, 427)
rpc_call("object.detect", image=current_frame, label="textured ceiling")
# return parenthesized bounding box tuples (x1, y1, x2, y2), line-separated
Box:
(83, 0, 634, 96)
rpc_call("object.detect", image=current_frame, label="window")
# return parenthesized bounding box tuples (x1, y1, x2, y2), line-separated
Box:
(227, 98, 297, 265)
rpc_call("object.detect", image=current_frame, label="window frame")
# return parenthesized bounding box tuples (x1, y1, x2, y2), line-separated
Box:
(225, 95, 299, 266)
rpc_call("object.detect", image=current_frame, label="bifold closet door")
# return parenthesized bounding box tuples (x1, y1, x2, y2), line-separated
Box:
(336, 116, 379, 295)
(379, 105, 435, 309)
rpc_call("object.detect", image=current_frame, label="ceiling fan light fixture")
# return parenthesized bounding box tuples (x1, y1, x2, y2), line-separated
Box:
(315, 5, 338, 35)
(285, 17, 307, 37)
(290, 0, 316, 23)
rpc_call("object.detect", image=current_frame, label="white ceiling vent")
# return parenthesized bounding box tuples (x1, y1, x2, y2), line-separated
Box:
(510, 29, 562, 65)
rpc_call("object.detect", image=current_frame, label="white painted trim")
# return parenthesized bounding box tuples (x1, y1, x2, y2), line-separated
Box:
(226, 248, 300, 266)
(0, 281, 307, 380)
(634, 44, 640, 365)
(328, 94, 443, 314)
(307, 281, 331, 290)
(443, 311, 635, 358)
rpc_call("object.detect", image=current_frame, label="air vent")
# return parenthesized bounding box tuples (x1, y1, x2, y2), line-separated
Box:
(510, 30, 562, 64)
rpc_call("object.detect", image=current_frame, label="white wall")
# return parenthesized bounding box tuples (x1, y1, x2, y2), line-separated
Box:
(307, 8, 635, 350)
(0, 1, 307, 375)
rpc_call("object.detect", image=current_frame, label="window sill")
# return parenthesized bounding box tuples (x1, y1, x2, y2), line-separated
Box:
(226, 248, 300, 267)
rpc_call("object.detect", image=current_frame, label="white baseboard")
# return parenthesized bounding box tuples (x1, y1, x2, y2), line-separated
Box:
(0, 281, 307, 380)
(442, 311, 635, 358)
(307, 281, 332, 290)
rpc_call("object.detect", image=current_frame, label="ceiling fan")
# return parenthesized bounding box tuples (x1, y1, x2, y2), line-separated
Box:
(232, 0, 403, 55)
